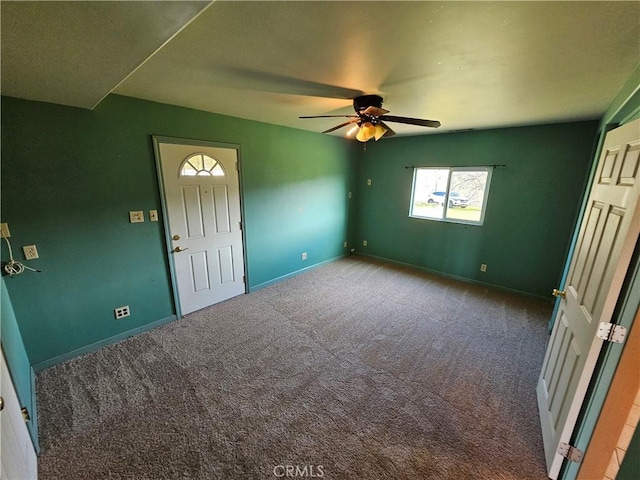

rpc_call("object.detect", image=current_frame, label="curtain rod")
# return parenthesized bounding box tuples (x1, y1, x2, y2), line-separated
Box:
(404, 164, 507, 169)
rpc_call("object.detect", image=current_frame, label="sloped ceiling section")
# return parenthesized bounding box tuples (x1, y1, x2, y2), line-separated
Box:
(1, 1, 639, 135)
(0, 1, 212, 109)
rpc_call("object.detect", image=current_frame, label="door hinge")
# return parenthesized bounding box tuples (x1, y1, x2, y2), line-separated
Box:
(558, 442, 583, 463)
(242, 275, 246, 284)
(239, 221, 242, 231)
(596, 322, 627, 344)
(21, 407, 30, 422)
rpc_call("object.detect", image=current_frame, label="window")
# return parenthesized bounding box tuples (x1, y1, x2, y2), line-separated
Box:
(180, 154, 225, 177)
(409, 167, 492, 225)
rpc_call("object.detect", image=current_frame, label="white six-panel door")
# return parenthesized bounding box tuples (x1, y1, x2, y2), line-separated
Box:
(156, 140, 246, 315)
(537, 119, 640, 479)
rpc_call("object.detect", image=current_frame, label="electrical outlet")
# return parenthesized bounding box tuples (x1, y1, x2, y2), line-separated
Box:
(0, 223, 10, 238)
(129, 211, 144, 223)
(363, 240, 368, 247)
(367, 179, 372, 186)
(480, 264, 488, 272)
(343, 241, 348, 248)
(22, 245, 39, 260)
(114, 305, 130, 319)
(301, 252, 308, 260)
(149, 210, 158, 222)
(348, 192, 353, 199)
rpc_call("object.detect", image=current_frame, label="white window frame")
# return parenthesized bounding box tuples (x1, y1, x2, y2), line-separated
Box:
(409, 166, 493, 226)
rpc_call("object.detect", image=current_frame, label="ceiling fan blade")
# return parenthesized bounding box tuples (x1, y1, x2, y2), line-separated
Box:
(362, 106, 389, 117)
(299, 115, 358, 119)
(379, 115, 441, 128)
(322, 119, 359, 134)
(212, 67, 366, 99)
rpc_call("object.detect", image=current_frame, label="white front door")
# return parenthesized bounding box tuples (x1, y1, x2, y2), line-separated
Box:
(537, 118, 640, 479)
(156, 139, 246, 315)
(1, 347, 37, 480)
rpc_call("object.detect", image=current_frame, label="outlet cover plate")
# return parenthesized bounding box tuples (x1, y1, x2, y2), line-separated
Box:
(114, 305, 130, 319)
(23, 245, 39, 260)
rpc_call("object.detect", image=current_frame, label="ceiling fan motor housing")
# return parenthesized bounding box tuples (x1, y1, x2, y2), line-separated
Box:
(353, 95, 384, 113)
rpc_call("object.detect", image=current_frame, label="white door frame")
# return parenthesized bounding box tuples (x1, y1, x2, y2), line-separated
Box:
(152, 136, 248, 317)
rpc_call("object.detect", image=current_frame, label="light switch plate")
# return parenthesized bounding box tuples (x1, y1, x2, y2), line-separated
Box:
(129, 211, 144, 223)
(149, 210, 158, 222)
(0, 223, 10, 238)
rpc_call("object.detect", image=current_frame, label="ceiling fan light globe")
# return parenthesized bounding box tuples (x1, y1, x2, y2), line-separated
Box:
(361, 122, 376, 141)
(374, 123, 388, 141)
(346, 124, 359, 137)
(355, 127, 368, 142)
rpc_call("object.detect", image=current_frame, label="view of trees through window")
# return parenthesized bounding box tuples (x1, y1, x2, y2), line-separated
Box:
(410, 167, 492, 225)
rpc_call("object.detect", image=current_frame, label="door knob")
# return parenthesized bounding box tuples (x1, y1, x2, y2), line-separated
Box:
(173, 246, 189, 253)
(0, 396, 4, 411)
(552, 288, 566, 298)
(172, 234, 181, 241)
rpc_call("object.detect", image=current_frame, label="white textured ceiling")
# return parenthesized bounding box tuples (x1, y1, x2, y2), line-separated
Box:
(2, 1, 639, 136)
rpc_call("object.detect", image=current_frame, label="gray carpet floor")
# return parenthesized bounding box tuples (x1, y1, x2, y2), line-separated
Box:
(37, 255, 552, 479)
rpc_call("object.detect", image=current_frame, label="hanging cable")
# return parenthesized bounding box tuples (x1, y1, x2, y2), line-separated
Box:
(2, 236, 41, 276)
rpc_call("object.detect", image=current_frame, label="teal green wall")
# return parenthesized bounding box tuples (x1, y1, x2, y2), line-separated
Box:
(1, 95, 353, 366)
(353, 122, 598, 298)
(0, 94, 603, 365)
(1, 278, 38, 448)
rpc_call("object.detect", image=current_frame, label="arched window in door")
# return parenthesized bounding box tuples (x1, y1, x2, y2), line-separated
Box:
(180, 153, 226, 177)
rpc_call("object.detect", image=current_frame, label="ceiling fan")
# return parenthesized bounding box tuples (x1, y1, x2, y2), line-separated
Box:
(299, 94, 440, 142)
